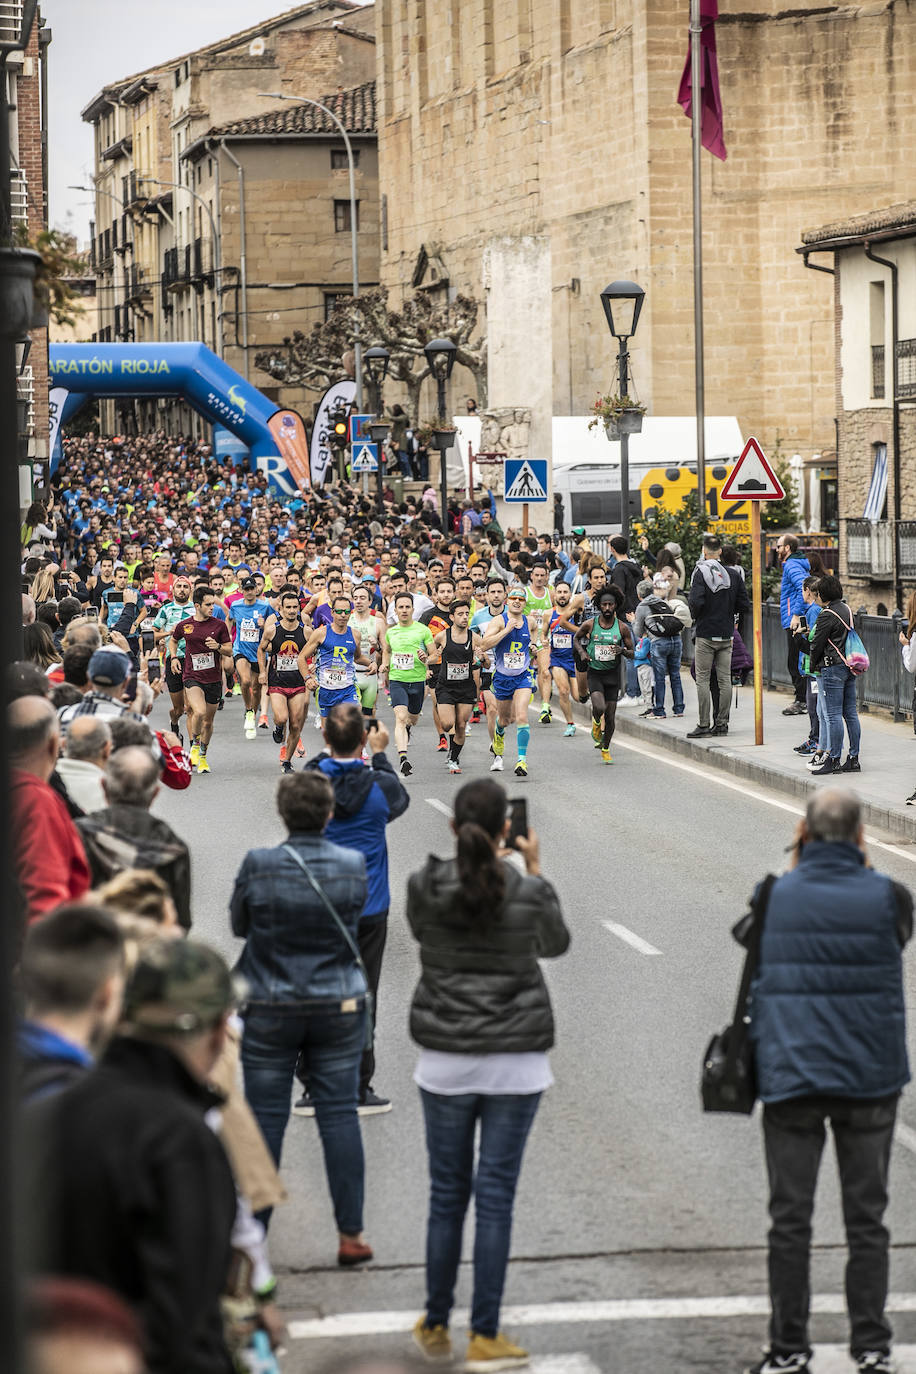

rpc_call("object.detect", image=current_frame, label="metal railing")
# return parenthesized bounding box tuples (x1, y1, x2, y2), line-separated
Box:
(871, 344, 885, 399)
(845, 519, 893, 579)
(897, 338, 916, 401)
(9, 167, 27, 228)
(0, 2, 24, 45)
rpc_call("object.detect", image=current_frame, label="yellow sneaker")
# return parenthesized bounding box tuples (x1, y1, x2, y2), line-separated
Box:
(190, 742, 200, 767)
(590, 718, 601, 743)
(412, 1316, 452, 1362)
(601, 748, 613, 765)
(197, 754, 211, 774)
(492, 730, 505, 757)
(465, 1331, 529, 1371)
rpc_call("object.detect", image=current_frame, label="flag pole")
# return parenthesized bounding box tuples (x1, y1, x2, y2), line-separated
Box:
(690, 0, 706, 524)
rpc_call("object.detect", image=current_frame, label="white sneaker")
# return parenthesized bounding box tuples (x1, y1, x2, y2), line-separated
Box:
(618, 696, 641, 708)
(244, 710, 256, 739)
(448, 760, 462, 774)
(489, 755, 504, 772)
(807, 751, 827, 770)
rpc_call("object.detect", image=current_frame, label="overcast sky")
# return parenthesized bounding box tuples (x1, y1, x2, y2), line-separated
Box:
(42, 0, 369, 241)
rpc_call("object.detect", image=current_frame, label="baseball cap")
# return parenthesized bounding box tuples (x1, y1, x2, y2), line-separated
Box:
(123, 938, 243, 1033)
(88, 648, 131, 687)
(240, 576, 257, 591)
(572, 526, 586, 536)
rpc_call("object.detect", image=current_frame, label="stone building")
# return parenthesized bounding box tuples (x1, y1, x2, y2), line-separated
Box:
(81, 0, 377, 434)
(376, 0, 916, 501)
(800, 203, 916, 612)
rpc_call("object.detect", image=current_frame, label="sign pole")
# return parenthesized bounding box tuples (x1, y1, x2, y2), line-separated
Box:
(523, 503, 529, 538)
(751, 499, 764, 746)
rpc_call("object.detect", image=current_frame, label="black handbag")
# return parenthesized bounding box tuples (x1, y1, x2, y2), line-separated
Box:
(701, 873, 776, 1114)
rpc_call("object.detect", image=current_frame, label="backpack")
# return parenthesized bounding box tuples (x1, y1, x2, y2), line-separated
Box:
(644, 597, 684, 639)
(825, 606, 870, 676)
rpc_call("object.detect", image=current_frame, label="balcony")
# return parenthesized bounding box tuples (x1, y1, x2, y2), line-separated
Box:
(845, 519, 893, 581)
(97, 229, 113, 271)
(122, 170, 148, 210)
(127, 263, 152, 303)
(897, 339, 916, 402)
(871, 344, 885, 400)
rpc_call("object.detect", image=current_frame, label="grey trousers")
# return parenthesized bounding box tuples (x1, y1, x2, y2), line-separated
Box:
(695, 636, 733, 727)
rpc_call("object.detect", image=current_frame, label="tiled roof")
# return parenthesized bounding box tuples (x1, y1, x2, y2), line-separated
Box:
(212, 80, 376, 138)
(802, 202, 916, 246)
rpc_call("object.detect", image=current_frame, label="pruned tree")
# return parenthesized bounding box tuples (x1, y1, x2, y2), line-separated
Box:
(255, 286, 487, 415)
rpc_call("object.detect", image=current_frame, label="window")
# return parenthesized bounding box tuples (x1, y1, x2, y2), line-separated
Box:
(334, 199, 359, 233)
(324, 292, 347, 320)
(331, 148, 358, 170)
(870, 281, 885, 399)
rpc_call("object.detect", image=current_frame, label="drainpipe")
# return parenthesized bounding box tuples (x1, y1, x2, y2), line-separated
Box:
(206, 139, 224, 359)
(218, 140, 249, 379)
(863, 241, 901, 611)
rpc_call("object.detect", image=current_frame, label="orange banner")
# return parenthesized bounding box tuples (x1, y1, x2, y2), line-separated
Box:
(267, 409, 311, 492)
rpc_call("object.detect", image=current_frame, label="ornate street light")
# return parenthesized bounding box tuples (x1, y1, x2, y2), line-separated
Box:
(424, 338, 457, 521)
(599, 280, 645, 536)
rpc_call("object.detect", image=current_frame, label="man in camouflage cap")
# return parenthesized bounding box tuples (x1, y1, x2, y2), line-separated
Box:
(23, 939, 239, 1373)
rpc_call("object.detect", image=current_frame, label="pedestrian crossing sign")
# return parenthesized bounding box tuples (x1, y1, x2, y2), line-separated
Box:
(504, 458, 548, 503)
(351, 441, 378, 472)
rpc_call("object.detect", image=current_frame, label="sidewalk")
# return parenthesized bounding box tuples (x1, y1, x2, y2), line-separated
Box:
(584, 676, 916, 841)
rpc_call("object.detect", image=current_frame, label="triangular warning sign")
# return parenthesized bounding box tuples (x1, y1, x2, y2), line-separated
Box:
(351, 443, 378, 472)
(505, 460, 547, 501)
(720, 437, 786, 501)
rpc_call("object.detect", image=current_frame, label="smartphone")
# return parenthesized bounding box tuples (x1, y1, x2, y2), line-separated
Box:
(507, 798, 529, 850)
(84, 605, 99, 620)
(147, 655, 161, 684)
(797, 614, 807, 632)
(364, 716, 379, 732)
(141, 629, 155, 654)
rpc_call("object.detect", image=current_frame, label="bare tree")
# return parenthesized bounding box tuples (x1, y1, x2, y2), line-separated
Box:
(254, 286, 487, 415)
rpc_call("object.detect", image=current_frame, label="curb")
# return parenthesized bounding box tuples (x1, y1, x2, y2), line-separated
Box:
(566, 698, 916, 843)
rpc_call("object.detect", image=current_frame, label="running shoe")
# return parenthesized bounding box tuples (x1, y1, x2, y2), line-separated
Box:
(279, 745, 287, 763)
(489, 755, 504, 772)
(272, 723, 285, 744)
(437, 734, 448, 752)
(807, 751, 828, 770)
(358, 1089, 392, 1116)
(448, 760, 462, 774)
(190, 742, 200, 767)
(216, 698, 224, 710)
(855, 1353, 894, 1373)
(591, 718, 601, 743)
(563, 723, 576, 737)
(232, 682, 242, 697)
(258, 713, 269, 729)
(465, 1331, 529, 1372)
(514, 759, 527, 777)
(244, 710, 256, 739)
(745, 1353, 810, 1374)
(538, 704, 552, 724)
(197, 755, 211, 775)
(399, 757, 413, 776)
(412, 1316, 452, 1363)
(601, 748, 612, 764)
(296, 737, 306, 757)
(492, 731, 505, 757)
(281, 761, 293, 774)
(471, 709, 481, 724)
(292, 1092, 315, 1118)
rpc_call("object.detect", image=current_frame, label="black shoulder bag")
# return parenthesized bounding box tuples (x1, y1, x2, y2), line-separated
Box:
(282, 844, 374, 1050)
(701, 873, 776, 1114)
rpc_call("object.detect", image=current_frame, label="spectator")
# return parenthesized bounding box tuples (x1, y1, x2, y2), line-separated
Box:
(50, 683, 83, 713)
(57, 718, 112, 814)
(61, 619, 102, 653)
(24, 1277, 145, 1374)
(23, 592, 37, 626)
(24, 622, 62, 673)
(94, 868, 181, 936)
(17, 903, 125, 1102)
(22, 939, 239, 1374)
(58, 649, 147, 730)
(231, 771, 372, 1265)
(62, 644, 94, 692)
(687, 534, 750, 739)
(743, 790, 911, 1374)
(77, 747, 192, 929)
(807, 573, 861, 777)
(10, 696, 90, 922)
(7, 660, 51, 701)
(300, 703, 409, 1115)
(54, 595, 83, 651)
(776, 533, 810, 715)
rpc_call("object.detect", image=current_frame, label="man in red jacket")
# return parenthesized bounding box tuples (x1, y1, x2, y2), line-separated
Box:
(10, 696, 90, 922)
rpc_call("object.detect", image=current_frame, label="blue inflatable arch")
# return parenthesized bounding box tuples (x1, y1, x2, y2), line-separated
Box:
(49, 343, 299, 492)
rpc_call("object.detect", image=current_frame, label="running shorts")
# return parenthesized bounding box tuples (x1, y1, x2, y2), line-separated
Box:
(586, 669, 620, 701)
(184, 679, 222, 706)
(492, 672, 531, 702)
(317, 683, 359, 716)
(269, 684, 307, 699)
(165, 662, 184, 694)
(436, 682, 478, 707)
(389, 679, 425, 715)
(356, 676, 379, 711)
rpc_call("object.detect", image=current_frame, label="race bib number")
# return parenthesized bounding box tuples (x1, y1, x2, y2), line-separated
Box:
(552, 632, 572, 650)
(446, 662, 470, 681)
(392, 652, 414, 672)
(320, 668, 347, 689)
(240, 623, 259, 643)
(504, 651, 527, 671)
(191, 652, 215, 672)
(595, 643, 616, 663)
(277, 654, 299, 673)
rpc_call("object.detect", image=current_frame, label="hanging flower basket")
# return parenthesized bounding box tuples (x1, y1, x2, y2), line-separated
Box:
(604, 409, 644, 440)
(0, 247, 44, 339)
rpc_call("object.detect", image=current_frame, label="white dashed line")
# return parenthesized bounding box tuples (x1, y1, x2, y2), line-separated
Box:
(425, 798, 453, 818)
(602, 920, 662, 956)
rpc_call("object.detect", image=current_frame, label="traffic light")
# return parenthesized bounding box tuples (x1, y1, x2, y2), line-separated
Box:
(329, 405, 349, 453)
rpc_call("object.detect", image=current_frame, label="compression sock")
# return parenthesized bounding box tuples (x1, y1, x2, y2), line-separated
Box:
(449, 738, 463, 762)
(495, 722, 506, 740)
(517, 724, 530, 760)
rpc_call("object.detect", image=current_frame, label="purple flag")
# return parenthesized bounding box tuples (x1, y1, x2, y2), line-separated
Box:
(678, 0, 727, 162)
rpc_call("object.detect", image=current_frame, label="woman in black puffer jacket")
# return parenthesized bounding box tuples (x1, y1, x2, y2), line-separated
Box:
(406, 778, 569, 1369)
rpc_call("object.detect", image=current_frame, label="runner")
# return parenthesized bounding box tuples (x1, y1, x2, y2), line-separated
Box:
(302, 595, 369, 724)
(419, 578, 455, 753)
(151, 574, 194, 740)
(166, 584, 233, 774)
(257, 589, 311, 773)
(470, 578, 507, 751)
(574, 585, 633, 764)
(431, 601, 483, 775)
(349, 583, 384, 721)
(228, 576, 272, 740)
(379, 593, 435, 777)
(477, 584, 543, 778)
(546, 580, 580, 736)
(524, 561, 556, 724)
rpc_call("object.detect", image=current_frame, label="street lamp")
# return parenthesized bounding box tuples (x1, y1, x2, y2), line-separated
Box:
(599, 279, 645, 537)
(258, 91, 363, 413)
(424, 337, 457, 524)
(365, 346, 390, 511)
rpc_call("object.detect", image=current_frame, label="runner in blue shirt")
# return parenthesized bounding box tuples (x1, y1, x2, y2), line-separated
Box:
(301, 594, 370, 721)
(228, 577, 272, 739)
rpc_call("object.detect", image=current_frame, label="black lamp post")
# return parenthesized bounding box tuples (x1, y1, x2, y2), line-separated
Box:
(423, 337, 457, 531)
(365, 346, 390, 511)
(599, 279, 645, 537)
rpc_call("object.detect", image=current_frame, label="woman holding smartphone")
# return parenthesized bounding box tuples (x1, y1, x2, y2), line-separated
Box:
(406, 778, 569, 1370)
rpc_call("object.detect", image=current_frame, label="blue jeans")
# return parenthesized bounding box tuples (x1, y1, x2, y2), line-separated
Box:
(820, 663, 861, 760)
(242, 1003, 366, 1234)
(650, 636, 684, 715)
(814, 679, 829, 751)
(420, 1089, 541, 1338)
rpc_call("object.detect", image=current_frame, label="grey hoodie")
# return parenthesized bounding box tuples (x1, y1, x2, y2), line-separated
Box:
(696, 558, 730, 593)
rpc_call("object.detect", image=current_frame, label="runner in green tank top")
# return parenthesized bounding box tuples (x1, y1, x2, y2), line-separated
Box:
(574, 586, 633, 764)
(524, 564, 556, 723)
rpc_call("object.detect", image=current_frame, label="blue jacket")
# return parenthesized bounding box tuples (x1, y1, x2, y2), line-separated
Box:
(231, 832, 367, 1005)
(779, 553, 810, 627)
(311, 752, 410, 920)
(749, 842, 912, 1103)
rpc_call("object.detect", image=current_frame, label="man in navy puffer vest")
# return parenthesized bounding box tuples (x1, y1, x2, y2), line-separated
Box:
(744, 789, 912, 1374)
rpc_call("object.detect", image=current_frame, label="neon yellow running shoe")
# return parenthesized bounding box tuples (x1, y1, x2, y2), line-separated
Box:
(493, 731, 505, 757)
(514, 759, 527, 777)
(197, 754, 211, 774)
(591, 718, 601, 743)
(190, 742, 200, 767)
(601, 748, 612, 765)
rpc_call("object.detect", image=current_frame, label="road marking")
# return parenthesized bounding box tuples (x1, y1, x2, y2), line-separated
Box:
(602, 920, 662, 956)
(425, 798, 453, 819)
(610, 735, 916, 865)
(895, 1120, 916, 1159)
(288, 1295, 916, 1340)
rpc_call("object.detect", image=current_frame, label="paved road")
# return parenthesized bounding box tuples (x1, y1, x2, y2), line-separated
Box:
(151, 692, 916, 1373)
